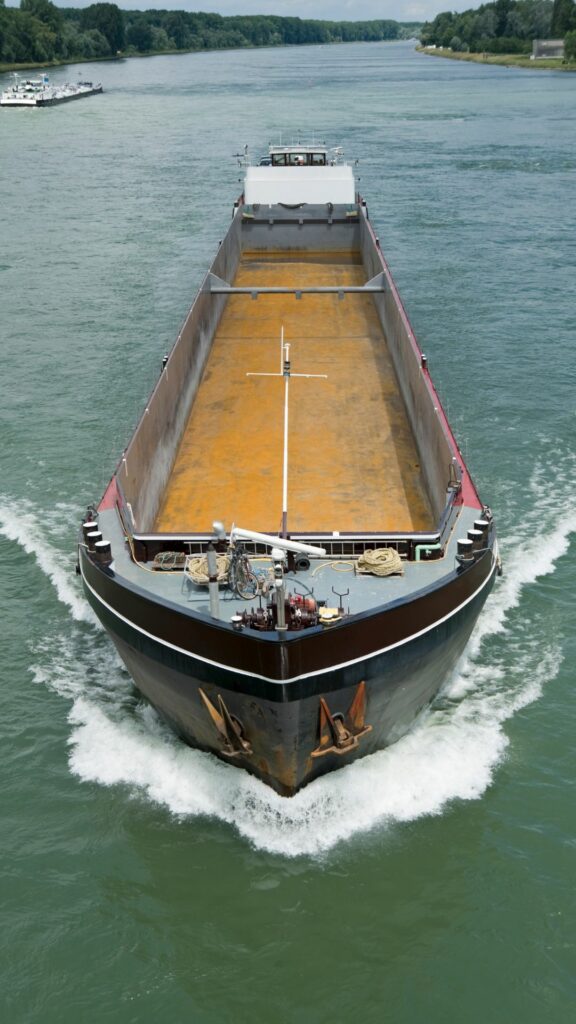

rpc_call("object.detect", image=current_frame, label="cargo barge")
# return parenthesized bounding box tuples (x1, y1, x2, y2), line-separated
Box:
(78, 141, 499, 796)
(0, 74, 102, 107)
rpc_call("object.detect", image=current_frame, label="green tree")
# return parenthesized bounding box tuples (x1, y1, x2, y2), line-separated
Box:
(504, 10, 526, 35)
(20, 0, 61, 34)
(150, 26, 171, 51)
(125, 20, 152, 53)
(421, 1, 555, 52)
(494, 0, 513, 34)
(80, 28, 111, 57)
(551, 0, 576, 33)
(565, 27, 576, 53)
(0, 6, 415, 66)
(80, 3, 124, 53)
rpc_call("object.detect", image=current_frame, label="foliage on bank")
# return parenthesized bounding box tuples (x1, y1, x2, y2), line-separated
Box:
(565, 27, 576, 56)
(420, 0, 576, 55)
(0, 1, 419, 66)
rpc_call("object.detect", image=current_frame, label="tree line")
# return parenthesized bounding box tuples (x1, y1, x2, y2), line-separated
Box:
(420, 0, 576, 58)
(0, 1, 419, 67)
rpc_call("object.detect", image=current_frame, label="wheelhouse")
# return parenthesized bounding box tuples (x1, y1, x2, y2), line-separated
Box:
(268, 148, 328, 167)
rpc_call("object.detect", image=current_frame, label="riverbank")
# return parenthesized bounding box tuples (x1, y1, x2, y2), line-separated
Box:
(1, 37, 417, 76)
(417, 45, 576, 71)
(0, 54, 124, 75)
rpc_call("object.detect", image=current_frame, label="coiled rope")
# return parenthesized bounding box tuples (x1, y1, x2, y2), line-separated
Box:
(186, 554, 230, 585)
(356, 548, 404, 577)
(152, 551, 186, 571)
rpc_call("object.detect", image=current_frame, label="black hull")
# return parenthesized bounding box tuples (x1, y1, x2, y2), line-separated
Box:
(77, 189, 498, 797)
(1, 88, 102, 108)
(80, 546, 497, 795)
(37, 88, 102, 106)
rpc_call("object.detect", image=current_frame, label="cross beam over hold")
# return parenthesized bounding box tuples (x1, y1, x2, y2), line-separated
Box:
(207, 272, 386, 298)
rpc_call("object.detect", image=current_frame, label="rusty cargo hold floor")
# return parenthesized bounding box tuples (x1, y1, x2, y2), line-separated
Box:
(155, 251, 433, 535)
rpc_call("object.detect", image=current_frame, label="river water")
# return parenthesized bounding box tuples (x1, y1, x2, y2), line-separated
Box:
(1, 41, 575, 1022)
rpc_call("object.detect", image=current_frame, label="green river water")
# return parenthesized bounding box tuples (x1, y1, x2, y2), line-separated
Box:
(1, 40, 575, 1023)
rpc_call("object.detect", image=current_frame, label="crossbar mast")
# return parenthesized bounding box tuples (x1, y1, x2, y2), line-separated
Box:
(247, 331, 327, 537)
(208, 272, 386, 299)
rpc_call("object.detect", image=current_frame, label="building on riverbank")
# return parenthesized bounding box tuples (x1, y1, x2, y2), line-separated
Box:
(532, 39, 565, 59)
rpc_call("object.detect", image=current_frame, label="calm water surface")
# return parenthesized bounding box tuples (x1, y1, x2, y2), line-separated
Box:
(1, 42, 575, 1023)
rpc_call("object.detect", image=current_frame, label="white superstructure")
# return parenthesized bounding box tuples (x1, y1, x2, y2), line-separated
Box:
(0, 75, 47, 106)
(243, 142, 356, 206)
(1, 73, 102, 107)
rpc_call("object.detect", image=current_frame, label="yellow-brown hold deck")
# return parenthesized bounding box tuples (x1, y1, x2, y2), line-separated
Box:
(155, 252, 433, 535)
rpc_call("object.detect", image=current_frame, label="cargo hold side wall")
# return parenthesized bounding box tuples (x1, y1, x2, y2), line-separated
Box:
(242, 205, 452, 523)
(359, 212, 455, 523)
(116, 211, 243, 532)
(116, 202, 452, 536)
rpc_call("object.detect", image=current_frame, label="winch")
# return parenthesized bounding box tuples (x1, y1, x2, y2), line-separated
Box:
(239, 591, 319, 632)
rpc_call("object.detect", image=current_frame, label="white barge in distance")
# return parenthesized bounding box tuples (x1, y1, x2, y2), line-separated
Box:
(78, 140, 499, 797)
(0, 74, 103, 107)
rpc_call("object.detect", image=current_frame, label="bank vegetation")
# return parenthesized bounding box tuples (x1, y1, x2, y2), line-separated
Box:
(0, 1, 420, 71)
(420, 0, 576, 64)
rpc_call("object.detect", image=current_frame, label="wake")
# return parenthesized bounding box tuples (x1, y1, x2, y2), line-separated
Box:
(0, 497, 96, 625)
(5, 455, 575, 856)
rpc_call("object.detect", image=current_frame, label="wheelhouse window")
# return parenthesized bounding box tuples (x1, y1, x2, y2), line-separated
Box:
(269, 151, 328, 166)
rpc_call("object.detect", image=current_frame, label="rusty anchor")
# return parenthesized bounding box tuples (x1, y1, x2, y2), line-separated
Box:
(311, 681, 372, 759)
(198, 689, 253, 758)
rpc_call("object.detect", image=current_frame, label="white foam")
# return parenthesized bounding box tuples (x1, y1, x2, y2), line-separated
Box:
(465, 449, 576, 658)
(63, 637, 560, 857)
(0, 497, 96, 624)
(26, 451, 576, 856)
(467, 508, 576, 657)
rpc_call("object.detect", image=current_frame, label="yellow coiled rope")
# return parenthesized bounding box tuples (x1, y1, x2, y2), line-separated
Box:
(356, 548, 404, 577)
(186, 554, 230, 585)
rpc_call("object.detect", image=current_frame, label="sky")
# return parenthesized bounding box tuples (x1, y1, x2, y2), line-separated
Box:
(19, 1, 473, 23)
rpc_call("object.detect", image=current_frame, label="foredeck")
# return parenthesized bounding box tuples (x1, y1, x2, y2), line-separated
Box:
(154, 251, 433, 535)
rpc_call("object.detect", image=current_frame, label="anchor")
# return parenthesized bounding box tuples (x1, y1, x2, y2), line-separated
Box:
(311, 681, 372, 759)
(198, 688, 253, 758)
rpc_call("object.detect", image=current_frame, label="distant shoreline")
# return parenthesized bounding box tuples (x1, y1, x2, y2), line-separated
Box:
(5, 41, 575, 78)
(0, 54, 124, 75)
(1, 39, 408, 76)
(417, 45, 576, 72)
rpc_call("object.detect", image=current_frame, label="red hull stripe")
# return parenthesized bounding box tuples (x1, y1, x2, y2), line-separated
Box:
(98, 476, 118, 511)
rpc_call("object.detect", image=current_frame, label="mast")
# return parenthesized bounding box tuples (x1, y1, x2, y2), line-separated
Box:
(247, 329, 327, 537)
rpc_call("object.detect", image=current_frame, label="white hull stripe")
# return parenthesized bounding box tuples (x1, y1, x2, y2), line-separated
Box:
(81, 560, 497, 685)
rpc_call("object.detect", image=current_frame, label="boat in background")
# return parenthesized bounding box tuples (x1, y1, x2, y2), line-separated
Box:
(1, 73, 103, 107)
(78, 139, 499, 796)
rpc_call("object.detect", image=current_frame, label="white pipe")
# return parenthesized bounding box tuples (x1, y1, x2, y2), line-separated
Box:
(275, 565, 287, 631)
(282, 372, 289, 536)
(206, 544, 220, 620)
(230, 526, 326, 557)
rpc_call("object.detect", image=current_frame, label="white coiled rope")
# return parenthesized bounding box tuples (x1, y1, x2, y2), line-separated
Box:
(356, 548, 404, 577)
(186, 554, 230, 585)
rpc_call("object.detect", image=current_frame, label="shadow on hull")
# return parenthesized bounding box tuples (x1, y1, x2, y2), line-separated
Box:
(85, 570, 495, 796)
